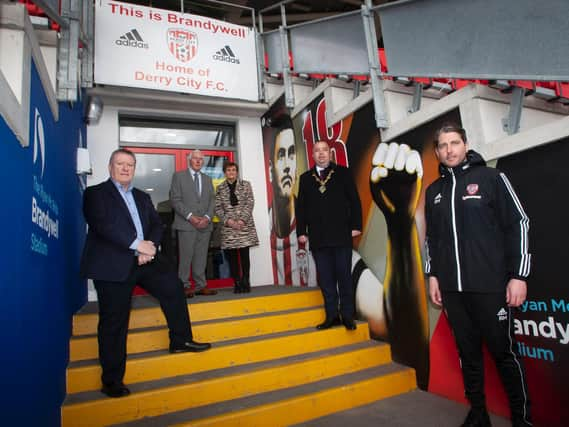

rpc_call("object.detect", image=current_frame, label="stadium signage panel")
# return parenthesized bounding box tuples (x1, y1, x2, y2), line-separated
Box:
(95, 1, 259, 101)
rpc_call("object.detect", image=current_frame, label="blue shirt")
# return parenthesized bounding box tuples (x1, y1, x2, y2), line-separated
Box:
(111, 179, 144, 251)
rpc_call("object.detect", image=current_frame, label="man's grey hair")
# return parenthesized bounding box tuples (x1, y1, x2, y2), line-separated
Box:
(109, 148, 136, 165)
(188, 149, 203, 160)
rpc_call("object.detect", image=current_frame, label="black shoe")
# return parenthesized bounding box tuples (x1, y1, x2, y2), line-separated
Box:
(512, 416, 532, 427)
(195, 288, 218, 296)
(169, 340, 212, 353)
(461, 408, 491, 427)
(233, 279, 242, 294)
(101, 382, 130, 398)
(342, 318, 357, 330)
(316, 317, 341, 330)
(242, 277, 251, 293)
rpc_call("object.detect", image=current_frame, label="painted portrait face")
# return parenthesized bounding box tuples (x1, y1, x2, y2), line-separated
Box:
(272, 128, 297, 198)
(435, 131, 468, 168)
(109, 151, 136, 187)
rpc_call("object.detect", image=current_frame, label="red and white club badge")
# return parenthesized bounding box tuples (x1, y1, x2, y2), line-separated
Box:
(167, 28, 198, 62)
(466, 183, 479, 195)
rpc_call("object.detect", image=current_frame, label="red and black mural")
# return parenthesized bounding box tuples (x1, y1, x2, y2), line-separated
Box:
(262, 93, 566, 425)
(262, 94, 430, 389)
(494, 139, 568, 425)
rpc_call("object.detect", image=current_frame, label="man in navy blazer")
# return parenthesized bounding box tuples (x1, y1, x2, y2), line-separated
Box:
(80, 148, 211, 398)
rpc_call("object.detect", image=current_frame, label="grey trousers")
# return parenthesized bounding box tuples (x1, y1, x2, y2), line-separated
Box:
(177, 230, 211, 290)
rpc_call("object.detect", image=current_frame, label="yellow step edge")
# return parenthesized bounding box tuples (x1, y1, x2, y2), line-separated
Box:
(72, 290, 323, 336)
(174, 368, 417, 427)
(67, 323, 370, 394)
(62, 345, 392, 427)
(70, 308, 326, 362)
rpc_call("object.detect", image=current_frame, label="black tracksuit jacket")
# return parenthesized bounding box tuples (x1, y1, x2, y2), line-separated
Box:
(425, 150, 531, 293)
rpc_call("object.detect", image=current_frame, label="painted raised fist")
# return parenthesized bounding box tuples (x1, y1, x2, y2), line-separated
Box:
(370, 142, 423, 219)
(368, 141, 430, 387)
(352, 250, 387, 339)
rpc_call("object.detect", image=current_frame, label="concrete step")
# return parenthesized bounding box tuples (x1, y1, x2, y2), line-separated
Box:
(66, 323, 371, 394)
(65, 286, 415, 427)
(62, 341, 392, 427)
(70, 307, 325, 362)
(114, 363, 416, 427)
(72, 287, 323, 336)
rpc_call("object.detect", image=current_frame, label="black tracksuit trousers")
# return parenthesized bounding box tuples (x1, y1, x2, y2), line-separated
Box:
(442, 291, 532, 426)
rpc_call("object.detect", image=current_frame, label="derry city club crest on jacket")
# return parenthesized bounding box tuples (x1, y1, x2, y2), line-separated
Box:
(167, 28, 198, 62)
(467, 183, 479, 195)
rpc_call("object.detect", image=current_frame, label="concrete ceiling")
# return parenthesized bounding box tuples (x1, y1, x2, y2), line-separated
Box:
(120, 0, 394, 32)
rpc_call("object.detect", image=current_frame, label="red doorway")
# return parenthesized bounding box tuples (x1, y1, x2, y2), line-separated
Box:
(128, 147, 235, 292)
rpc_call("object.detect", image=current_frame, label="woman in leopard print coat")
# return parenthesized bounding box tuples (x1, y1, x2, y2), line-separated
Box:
(215, 162, 259, 293)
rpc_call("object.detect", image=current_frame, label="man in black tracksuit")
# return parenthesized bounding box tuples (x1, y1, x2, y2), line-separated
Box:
(425, 124, 531, 427)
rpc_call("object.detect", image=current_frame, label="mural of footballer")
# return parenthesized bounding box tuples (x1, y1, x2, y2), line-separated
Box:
(267, 117, 316, 286)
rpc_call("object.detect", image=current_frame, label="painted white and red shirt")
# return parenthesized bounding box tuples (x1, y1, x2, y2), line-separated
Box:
(269, 214, 317, 287)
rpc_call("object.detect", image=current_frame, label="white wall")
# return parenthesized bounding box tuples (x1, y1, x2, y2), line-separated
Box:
(87, 106, 120, 184)
(0, 28, 25, 104)
(474, 98, 565, 143)
(85, 79, 569, 296)
(86, 101, 273, 288)
(384, 90, 440, 126)
(236, 117, 272, 285)
(38, 44, 57, 95)
(380, 83, 569, 158)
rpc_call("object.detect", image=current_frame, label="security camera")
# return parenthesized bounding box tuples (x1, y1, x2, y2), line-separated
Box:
(85, 96, 103, 125)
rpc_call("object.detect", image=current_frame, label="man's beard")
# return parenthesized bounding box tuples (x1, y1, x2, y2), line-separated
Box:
(279, 175, 293, 196)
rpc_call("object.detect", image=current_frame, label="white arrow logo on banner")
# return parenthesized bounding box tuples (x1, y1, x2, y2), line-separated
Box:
(33, 108, 45, 178)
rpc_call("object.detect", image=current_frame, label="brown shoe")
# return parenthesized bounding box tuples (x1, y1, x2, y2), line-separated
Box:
(195, 288, 218, 296)
(183, 288, 195, 298)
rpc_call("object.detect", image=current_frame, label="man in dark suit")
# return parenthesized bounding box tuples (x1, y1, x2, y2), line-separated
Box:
(170, 150, 217, 297)
(80, 148, 211, 399)
(296, 141, 362, 330)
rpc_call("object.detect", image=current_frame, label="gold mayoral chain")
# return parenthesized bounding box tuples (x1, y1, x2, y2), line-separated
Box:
(312, 168, 334, 193)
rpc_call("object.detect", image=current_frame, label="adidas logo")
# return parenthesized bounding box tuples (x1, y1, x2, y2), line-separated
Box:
(434, 193, 442, 204)
(497, 308, 508, 321)
(115, 29, 149, 49)
(213, 45, 240, 64)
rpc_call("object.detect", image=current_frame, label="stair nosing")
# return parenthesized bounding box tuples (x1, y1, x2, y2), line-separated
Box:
(70, 304, 326, 341)
(74, 286, 321, 316)
(68, 322, 370, 368)
(108, 363, 415, 427)
(64, 340, 389, 404)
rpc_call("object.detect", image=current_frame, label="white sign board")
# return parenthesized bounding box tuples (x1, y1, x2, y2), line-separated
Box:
(94, 1, 259, 101)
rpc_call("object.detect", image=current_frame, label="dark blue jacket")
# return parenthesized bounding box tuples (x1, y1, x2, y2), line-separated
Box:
(80, 179, 163, 282)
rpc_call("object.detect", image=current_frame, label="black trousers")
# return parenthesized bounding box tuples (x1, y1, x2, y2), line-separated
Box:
(94, 256, 193, 386)
(312, 246, 354, 320)
(442, 291, 531, 425)
(225, 247, 250, 281)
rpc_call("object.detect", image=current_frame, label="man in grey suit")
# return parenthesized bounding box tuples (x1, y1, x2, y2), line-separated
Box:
(170, 150, 218, 297)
